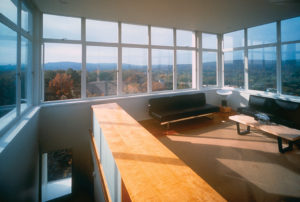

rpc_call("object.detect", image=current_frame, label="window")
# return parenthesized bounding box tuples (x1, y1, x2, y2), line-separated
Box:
(224, 30, 244, 49)
(248, 47, 277, 92)
(202, 33, 217, 49)
(0, 1, 33, 135)
(0, 0, 17, 24)
(151, 27, 173, 46)
(0, 23, 17, 123)
(122, 48, 148, 94)
(224, 51, 244, 88)
(281, 16, 300, 43)
(152, 49, 173, 91)
(86, 46, 117, 97)
(248, 23, 276, 46)
(21, 36, 31, 112)
(122, 23, 148, 45)
(86, 20, 118, 43)
(177, 50, 195, 89)
(42, 149, 72, 201)
(281, 43, 300, 96)
(43, 14, 81, 40)
(44, 43, 82, 101)
(21, 2, 32, 34)
(202, 52, 217, 86)
(176, 30, 195, 47)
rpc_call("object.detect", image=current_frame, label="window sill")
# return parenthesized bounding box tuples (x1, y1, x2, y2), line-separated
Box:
(0, 106, 40, 153)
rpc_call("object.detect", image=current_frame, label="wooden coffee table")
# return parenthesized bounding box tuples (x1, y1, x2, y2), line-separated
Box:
(229, 114, 300, 153)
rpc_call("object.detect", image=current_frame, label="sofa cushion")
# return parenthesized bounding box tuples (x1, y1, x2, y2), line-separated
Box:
(239, 95, 300, 130)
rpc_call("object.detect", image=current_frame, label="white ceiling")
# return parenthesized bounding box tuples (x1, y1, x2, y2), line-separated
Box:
(33, 0, 300, 34)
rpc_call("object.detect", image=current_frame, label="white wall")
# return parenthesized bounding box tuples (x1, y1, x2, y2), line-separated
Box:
(0, 108, 40, 202)
(38, 89, 219, 196)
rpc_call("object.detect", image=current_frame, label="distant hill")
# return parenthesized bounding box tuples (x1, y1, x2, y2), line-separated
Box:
(0, 59, 299, 72)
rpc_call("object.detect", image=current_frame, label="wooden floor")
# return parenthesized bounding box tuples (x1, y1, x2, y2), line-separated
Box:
(139, 112, 300, 202)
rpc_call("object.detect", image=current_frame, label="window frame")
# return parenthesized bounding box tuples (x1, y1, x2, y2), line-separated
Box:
(0, 0, 33, 137)
(222, 18, 300, 100)
(41, 16, 201, 102)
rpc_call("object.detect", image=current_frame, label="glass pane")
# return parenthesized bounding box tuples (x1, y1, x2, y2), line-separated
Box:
(248, 22, 276, 46)
(0, 23, 17, 125)
(202, 33, 217, 49)
(0, 0, 17, 24)
(202, 51, 217, 86)
(281, 43, 300, 96)
(152, 49, 173, 91)
(176, 30, 195, 47)
(177, 50, 195, 89)
(44, 43, 81, 101)
(151, 27, 173, 46)
(281, 16, 300, 42)
(224, 30, 244, 49)
(86, 19, 118, 43)
(122, 23, 148, 45)
(224, 51, 244, 88)
(21, 37, 31, 112)
(248, 47, 277, 92)
(86, 46, 117, 97)
(21, 2, 32, 34)
(122, 48, 147, 94)
(43, 14, 81, 40)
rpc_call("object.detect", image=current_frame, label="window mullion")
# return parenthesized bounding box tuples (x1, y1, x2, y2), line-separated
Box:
(173, 29, 177, 91)
(217, 34, 223, 88)
(81, 18, 86, 99)
(276, 21, 282, 94)
(197, 32, 202, 89)
(148, 25, 152, 93)
(244, 28, 248, 90)
(117, 22, 122, 96)
(16, 0, 21, 116)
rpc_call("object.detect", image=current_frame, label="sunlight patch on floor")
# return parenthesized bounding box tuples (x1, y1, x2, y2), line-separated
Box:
(166, 135, 279, 153)
(217, 158, 300, 198)
(46, 178, 72, 201)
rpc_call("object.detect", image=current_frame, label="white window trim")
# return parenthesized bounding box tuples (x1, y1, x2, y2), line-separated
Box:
(0, 0, 34, 137)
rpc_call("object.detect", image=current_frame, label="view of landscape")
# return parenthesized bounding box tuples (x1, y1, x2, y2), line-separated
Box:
(48, 149, 72, 182)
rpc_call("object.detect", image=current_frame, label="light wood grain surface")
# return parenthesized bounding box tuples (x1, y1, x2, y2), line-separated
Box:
(229, 114, 300, 141)
(92, 103, 226, 202)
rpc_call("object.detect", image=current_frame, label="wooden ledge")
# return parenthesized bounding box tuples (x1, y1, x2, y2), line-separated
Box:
(92, 103, 226, 201)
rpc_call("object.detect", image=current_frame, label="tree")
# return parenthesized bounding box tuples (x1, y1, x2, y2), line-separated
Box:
(49, 73, 74, 100)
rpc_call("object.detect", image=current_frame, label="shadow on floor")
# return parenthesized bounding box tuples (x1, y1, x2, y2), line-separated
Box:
(140, 113, 300, 202)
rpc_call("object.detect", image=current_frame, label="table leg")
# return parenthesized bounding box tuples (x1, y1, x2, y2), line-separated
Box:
(278, 137, 293, 153)
(236, 123, 250, 135)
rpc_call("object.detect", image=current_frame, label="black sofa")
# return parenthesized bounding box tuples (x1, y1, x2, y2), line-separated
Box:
(238, 95, 300, 130)
(148, 93, 219, 127)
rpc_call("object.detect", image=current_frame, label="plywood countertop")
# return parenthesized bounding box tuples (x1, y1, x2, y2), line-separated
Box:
(92, 103, 226, 202)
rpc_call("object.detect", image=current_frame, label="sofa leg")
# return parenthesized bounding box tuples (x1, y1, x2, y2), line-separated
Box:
(166, 122, 170, 130)
(206, 114, 214, 120)
(236, 123, 250, 135)
(278, 137, 293, 153)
